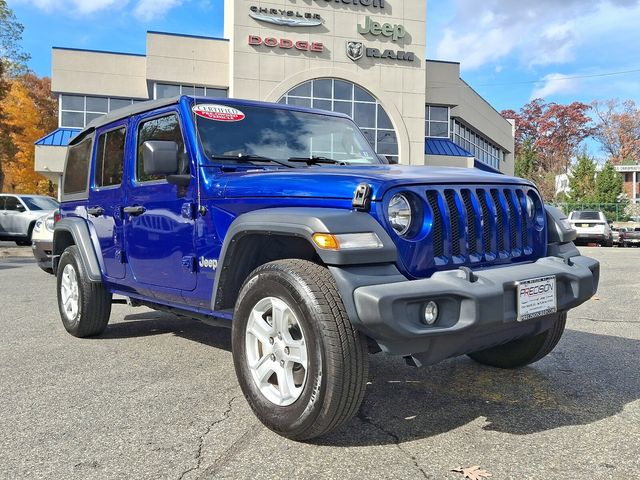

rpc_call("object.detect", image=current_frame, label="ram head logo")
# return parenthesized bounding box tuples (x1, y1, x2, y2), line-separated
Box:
(346, 41, 364, 61)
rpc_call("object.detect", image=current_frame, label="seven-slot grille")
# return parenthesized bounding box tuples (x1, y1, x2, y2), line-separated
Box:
(426, 186, 534, 262)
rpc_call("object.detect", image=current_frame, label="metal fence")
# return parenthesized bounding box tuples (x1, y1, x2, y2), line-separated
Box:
(550, 203, 629, 222)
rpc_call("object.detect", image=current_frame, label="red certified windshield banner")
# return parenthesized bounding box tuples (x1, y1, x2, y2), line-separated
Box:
(193, 104, 245, 122)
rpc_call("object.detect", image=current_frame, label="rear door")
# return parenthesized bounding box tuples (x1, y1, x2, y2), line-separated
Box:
(87, 122, 128, 280)
(123, 110, 197, 300)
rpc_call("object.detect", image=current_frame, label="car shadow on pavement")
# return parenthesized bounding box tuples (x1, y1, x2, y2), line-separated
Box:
(94, 315, 639, 447)
(316, 329, 640, 446)
(98, 311, 232, 351)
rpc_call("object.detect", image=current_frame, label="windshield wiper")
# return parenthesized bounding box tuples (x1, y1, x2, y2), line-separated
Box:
(287, 156, 344, 166)
(211, 154, 295, 168)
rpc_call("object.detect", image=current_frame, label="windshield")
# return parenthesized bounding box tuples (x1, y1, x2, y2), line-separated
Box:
(21, 196, 59, 211)
(194, 103, 381, 166)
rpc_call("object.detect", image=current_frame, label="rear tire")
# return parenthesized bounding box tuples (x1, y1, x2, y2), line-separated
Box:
(232, 259, 368, 441)
(56, 245, 112, 337)
(467, 313, 566, 369)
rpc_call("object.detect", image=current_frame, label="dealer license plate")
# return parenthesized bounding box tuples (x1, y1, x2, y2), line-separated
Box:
(517, 276, 557, 321)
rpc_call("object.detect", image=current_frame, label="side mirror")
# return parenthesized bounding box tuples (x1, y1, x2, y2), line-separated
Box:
(16, 204, 26, 212)
(142, 141, 179, 176)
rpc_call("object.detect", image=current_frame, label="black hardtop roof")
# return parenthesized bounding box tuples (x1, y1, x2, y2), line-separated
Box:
(70, 95, 352, 146)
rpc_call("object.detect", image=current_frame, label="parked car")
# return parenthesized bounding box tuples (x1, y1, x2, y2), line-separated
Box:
(621, 227, 640, 247)
(612, 227, 626, 246)
(0, 194, 59, 246)
(31, 212, 55, 273)
(568, 210, 613, 246)
(52, 96, 599, 440)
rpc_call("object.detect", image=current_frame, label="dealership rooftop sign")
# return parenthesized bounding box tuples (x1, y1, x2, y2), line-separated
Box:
(312, 0, 386, 9)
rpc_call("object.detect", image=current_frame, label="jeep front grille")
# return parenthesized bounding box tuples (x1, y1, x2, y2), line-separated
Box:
(425, 186, 539, 264)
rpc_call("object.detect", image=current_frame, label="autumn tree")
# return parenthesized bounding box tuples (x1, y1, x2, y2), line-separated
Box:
(568, 152, 597, 202)
(0, 0, 30, 190)
(592, 99, 640, 165)
(502, 99, 593, 199)
(1, 75, 57, 194)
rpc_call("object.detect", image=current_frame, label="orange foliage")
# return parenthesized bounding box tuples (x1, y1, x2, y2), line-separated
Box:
(1, 75, 56, 195)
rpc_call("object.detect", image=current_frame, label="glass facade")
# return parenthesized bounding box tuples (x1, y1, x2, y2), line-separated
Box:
(451, 119, 504, 170)
(279, 79, 398, 163)
(154, 83, 228, 99)
(60, 95, 139, 128)
(425, 105, 450, 138)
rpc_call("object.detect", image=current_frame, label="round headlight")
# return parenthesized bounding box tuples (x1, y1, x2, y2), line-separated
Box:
(388, 194, 412, 235)
(526, 195, 536, 218)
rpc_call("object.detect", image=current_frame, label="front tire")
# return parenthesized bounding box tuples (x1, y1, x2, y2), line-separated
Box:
(467, 313, 566, 369)
(232, 259, 368, 441)
(56, 245, 112, 337)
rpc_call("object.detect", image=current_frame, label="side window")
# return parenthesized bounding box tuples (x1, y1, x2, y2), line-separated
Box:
(63, 137, 93, 195)
(4, 197, 21, 211)
(95, 127, 126, 188)
(136, 114, 187, 182)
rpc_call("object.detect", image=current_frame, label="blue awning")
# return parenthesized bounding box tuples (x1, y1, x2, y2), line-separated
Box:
(425, 138, 473, 157)
(35, 128, 80, 147)
(425, 138, 502, 174)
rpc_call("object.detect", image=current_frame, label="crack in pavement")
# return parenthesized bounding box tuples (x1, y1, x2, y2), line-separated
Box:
(357, 410, 429, 479)
(577, 317, 640, 324)
(177, 395, 240, 480)
(198, 421, 263, 478)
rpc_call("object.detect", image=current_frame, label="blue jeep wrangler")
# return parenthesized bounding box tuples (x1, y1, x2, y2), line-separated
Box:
(53, 96, 599, 440)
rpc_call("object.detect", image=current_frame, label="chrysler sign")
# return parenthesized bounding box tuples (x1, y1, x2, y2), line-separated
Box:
(250, 6, 324, 27)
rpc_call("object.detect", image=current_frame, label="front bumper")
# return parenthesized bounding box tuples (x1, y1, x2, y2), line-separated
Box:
(339, 254, 599, 365)
(31, 240, 53, 271)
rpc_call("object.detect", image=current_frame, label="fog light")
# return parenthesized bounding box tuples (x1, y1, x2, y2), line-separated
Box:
(423, 301, 439, 325)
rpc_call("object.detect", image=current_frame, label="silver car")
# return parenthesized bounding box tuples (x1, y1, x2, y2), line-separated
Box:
(31, 212, 55, 273)
(0, 194, 59, 246)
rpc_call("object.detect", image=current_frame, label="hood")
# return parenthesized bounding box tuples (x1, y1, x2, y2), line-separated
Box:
(215, 165, 534, 201)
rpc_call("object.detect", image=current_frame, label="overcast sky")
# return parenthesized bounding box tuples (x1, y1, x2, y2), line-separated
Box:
(9, 0, 640, 113)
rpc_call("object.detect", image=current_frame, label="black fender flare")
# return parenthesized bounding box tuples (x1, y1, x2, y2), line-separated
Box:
(211, 207, 397, 310)
(53, 218, 103, 282)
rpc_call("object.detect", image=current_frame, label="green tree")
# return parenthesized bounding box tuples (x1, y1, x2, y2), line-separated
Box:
(594, 160, 627, 221)
(594, 161, 624, 203)
(0, 0, 30, 190)
(514, 139, 536, 179)
(568, 152, 597, 202)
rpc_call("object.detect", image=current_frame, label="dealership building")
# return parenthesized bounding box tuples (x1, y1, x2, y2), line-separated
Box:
(35, 0, 516, 190)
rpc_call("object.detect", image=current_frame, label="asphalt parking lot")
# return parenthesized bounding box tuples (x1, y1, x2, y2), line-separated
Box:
(0, 245, 638, 479)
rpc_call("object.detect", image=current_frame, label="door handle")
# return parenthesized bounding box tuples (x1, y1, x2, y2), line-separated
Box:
(87, 206, 104, 217)
(123, 206, 146, 216)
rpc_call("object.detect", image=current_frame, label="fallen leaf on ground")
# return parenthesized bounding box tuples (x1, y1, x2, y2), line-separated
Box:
(452, 465, 493, 480)
(592, 296, 601, 301)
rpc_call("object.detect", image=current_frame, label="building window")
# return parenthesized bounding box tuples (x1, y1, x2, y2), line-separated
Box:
(425, 105, 450, 138)
(154, 83, 228, 99)
(60, 95, 138, 129)
(451, 119, 504, 170)
(279, 79, 398, 163)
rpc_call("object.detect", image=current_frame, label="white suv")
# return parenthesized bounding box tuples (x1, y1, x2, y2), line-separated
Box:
(568, 210, 613, 247)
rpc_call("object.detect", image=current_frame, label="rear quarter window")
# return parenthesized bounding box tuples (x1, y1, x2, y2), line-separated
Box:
(63, 136, 94, 197)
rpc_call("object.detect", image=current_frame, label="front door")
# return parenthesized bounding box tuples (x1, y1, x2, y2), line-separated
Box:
(124, 110, 197, 299)
(1, 196, 24, 234)
(87, 123, 127, 280)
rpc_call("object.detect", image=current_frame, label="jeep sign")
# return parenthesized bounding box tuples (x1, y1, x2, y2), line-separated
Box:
(358, 16, 405, 42)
